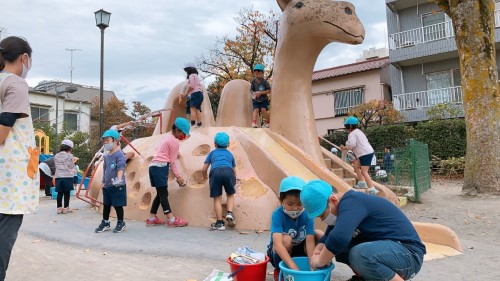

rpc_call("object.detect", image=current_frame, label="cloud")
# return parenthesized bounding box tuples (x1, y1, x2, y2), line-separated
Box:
(2, 0, 387, 111)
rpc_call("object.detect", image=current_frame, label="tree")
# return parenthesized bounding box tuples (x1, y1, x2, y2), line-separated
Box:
(90, 96, 131, 150)
(197, 7, 280, 110)
(130, 101, 151, 119)
(433, 0, 500, 194)
(348, 100, 404, 130)
(427, 103, 462, 120)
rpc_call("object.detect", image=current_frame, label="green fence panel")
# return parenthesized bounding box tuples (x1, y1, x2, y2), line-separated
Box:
(371, 139, 431, 202)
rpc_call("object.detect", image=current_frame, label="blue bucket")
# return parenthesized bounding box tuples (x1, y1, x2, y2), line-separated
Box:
(279, 257, 334, 281)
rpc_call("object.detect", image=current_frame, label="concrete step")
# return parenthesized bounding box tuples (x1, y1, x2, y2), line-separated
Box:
(331, 168, 344, 178)
(343, 177, 356, 187)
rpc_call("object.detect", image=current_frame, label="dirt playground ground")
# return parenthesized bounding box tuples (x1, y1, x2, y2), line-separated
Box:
(5, 178, 500, 281)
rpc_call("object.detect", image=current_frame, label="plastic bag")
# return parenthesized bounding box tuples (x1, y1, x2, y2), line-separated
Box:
(202, 269, 232, 281)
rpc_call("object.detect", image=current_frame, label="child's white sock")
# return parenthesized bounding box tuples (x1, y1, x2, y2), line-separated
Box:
(149, 216, 156, 220)
(169, 217, 175, 223)
(104, 220, 110, 223)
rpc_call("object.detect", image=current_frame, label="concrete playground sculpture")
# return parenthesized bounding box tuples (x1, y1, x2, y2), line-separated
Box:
(86, 0, 462, 260)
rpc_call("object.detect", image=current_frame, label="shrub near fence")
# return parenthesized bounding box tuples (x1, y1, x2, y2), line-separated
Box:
(414, 119, 466, 159)
(322, 119, 466, 160)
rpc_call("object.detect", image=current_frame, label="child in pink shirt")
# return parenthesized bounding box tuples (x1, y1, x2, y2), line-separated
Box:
(181, 62, 204, 128)
(146, 117, 190, 227)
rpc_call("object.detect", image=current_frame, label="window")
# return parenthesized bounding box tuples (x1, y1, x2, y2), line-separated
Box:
(334, 88, 364, 116)
(31, 106, 50, 124)
(422, 12, 452, 42)
(64, 112, 78, 131)
(425, 69, 461, 105)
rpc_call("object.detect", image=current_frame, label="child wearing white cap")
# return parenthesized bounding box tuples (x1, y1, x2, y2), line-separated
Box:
(54, 139, 76, 214)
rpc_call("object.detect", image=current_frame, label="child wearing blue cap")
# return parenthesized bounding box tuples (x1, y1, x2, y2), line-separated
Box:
(300, 180, 425, 281)
(95, 130, 127, 233)
(266, 176, 321, 281)
(146, 117, 190, 227)
(201, 132, 236, 231)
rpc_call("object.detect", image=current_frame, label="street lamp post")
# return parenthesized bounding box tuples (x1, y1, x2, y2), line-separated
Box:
(94, 9, 111, 137)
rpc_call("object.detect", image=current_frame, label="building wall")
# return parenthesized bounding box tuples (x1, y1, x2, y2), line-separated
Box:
(312, 69, 386, 134)
(29, 91, 92, 134)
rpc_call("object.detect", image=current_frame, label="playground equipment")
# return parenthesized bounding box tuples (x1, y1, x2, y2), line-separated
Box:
(34, 129, 50, 154)
(83, 0, 462, 260)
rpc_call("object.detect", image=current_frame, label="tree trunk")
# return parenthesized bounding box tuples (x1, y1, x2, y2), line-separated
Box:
(435, 0, 500, 194)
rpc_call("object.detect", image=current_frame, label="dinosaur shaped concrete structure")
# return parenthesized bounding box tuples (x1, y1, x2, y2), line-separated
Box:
(87, 0, 462, 260)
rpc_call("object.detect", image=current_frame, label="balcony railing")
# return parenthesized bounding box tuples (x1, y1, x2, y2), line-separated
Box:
(389, 9, 500, 50)
(393, 86, 462, 111)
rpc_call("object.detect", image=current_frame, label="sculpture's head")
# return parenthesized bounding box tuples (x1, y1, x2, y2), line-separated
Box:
(277, 0, 365, 45)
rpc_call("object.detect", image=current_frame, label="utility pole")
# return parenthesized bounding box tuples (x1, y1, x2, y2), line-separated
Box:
(65, 48, 82, 83)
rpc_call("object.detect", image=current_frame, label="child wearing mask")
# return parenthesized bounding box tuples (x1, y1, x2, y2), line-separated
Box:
(95, 130, 127, 233)
(266, 176, 322, 281)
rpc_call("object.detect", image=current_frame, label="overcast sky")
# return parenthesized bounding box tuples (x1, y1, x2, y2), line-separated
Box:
(1, 0, 388, 111)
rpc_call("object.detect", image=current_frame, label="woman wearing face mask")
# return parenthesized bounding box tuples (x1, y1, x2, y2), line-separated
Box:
(266, 176, 323, 281)
(0, 36, 39, 281)
(301, 180, 426, 281)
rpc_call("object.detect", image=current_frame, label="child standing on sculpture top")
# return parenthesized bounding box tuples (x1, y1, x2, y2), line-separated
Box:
(95, 130, 127, 233)
(250, 64, 271, 128)
(146, 117, 190, 227)
(201, 132, 236, 231)
(180, 62, 203, 128)
(340, 116, 379, 195)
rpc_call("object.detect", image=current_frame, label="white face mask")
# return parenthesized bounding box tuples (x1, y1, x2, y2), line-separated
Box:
(21, 55, 31, 79)
(103, 143, 115, 151)
(322, 206, 337, 226)
(282, 206, 304, 219)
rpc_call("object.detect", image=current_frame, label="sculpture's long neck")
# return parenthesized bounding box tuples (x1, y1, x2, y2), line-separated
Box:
(270, 32, 328, 165)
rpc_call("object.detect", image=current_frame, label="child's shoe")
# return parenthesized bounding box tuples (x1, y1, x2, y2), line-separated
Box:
(146, 216, 165, 226)
(210, 220, 226, 231)
(353, 181, 367, 189)
(225, 211, 236, 227)
(62, 207, 73, 214)
(56, 207, 63, 214)
(251, 122, 258, 128)
(113, 220, 126, 233)
(95, 220, 111, 233)
(262, 123, 270, 128)
(368, 187, 379, 195)
(167, 217, 188, 227)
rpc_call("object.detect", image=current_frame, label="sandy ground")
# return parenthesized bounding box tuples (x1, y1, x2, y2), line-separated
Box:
(5, 178, 500, 281)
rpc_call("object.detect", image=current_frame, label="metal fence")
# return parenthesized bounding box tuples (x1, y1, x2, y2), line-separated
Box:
(370, 139, 431, 202)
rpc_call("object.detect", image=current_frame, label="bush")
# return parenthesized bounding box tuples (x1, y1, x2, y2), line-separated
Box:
(321, 130, 348, 150)
(365, 124, 415, 151)
(430, 156, 465, 176)
(414, 119, 466, 159)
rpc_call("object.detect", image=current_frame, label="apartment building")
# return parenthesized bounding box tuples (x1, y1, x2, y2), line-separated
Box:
(312, 48, 391, 135)
(30, 80, 116, 133)
(386, 0, 500, 121)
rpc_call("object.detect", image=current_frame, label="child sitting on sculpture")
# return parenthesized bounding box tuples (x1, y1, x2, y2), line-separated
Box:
(145, 117, 190, 227)
(95, 130, 127, 233)
(201, 132, 237, 231)
(250, 63, 271, 128)
(340, 116, 378, 195)
(267, 176, 323, 280)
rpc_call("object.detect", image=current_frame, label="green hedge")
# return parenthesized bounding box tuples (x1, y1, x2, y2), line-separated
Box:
(322, 119, 466, 159)
(414, 119, 466, 159)
(365, 124, 415, 151)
